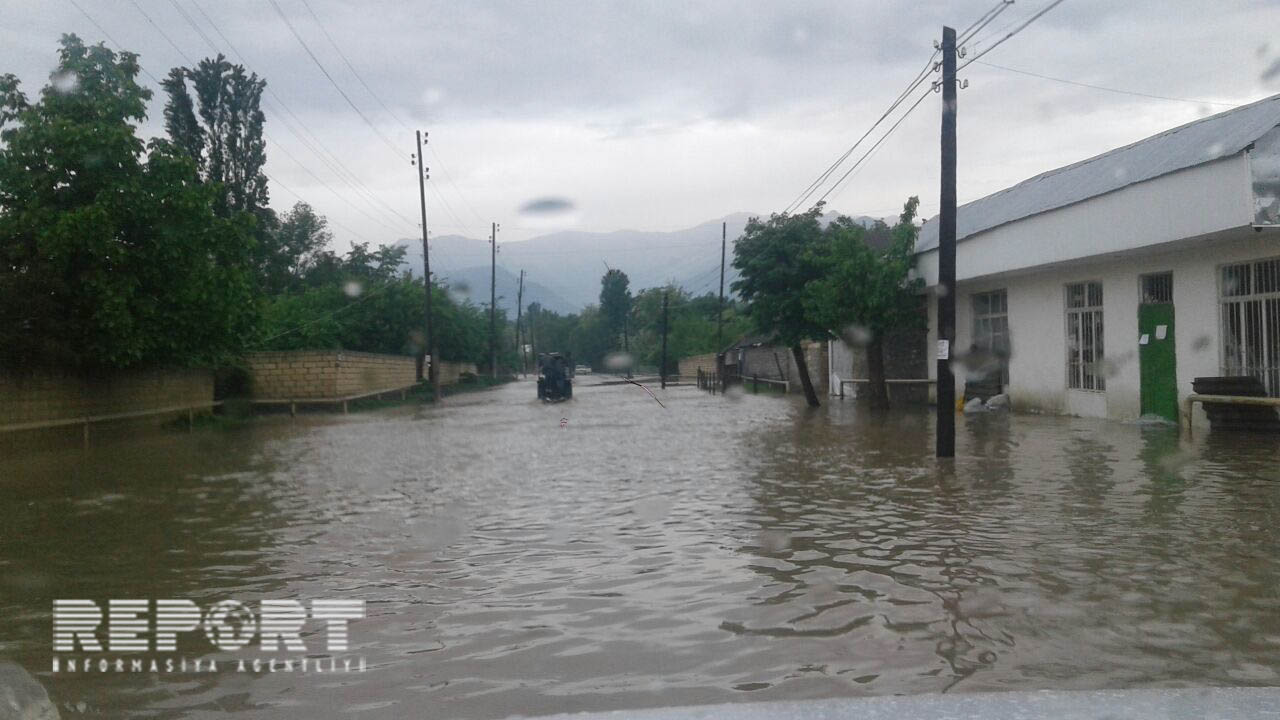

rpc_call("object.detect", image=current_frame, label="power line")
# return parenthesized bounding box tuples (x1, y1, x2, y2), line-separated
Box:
(817, 87, 933, 205)
(183, 1, 430, 238)
(266, 0, 401, 157)
(958, 0, 1068, 72)
(125, 0, 196, 66)
(786, 0, 1011, 214)
(785, 52, 935, 214)
(286, 0, 484, 237)
(264, 170, 374, 243)
(957, 0, 1013, 45)
(971, 59, 1240, 108)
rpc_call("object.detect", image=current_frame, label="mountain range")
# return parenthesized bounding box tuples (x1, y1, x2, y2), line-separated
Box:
(395, 211, 885, 316)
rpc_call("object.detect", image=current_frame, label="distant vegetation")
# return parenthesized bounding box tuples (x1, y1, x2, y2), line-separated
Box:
(524, 271, 751, 374)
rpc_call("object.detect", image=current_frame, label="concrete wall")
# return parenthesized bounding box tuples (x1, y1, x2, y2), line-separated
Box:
(245, 350, 416, 400)
(678, 353, 718, 379)
(924, 229, 1280, 428)
(0, 368, 213, 426)
(734, 342, 828, 395)
(831, 325, 929, 403)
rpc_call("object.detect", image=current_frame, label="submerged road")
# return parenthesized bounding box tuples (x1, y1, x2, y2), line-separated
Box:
(3, 378, 1280, 718)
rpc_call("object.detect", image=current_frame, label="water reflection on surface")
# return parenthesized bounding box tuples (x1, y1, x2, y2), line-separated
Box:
(2, 381, 1279, 718)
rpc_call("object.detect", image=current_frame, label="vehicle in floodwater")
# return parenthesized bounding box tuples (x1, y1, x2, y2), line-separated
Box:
(537, 352, 573, 401)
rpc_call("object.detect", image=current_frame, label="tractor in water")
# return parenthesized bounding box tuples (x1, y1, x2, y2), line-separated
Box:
(537, 352, 573, 401)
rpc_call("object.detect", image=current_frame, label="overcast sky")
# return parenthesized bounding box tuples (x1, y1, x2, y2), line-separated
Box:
(5, 0, 1280, 247)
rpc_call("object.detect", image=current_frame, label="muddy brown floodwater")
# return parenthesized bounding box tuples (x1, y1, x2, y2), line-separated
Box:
(2, 379, 1280, 718)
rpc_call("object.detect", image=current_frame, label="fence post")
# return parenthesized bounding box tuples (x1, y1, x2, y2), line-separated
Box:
(753, 374, 758, 393)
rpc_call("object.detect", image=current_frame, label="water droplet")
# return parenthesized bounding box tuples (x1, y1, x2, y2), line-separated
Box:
(343, 281, 363, 298)
(518, 197, 579, 229)
(843, 324, 872, 347)
(51, 70, 78, 94)
(603, 352, 633, 371)
(1191, 334, 1211, 352)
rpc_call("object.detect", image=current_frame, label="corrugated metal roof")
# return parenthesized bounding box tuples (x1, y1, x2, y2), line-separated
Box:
(916, 93, 1280, 253)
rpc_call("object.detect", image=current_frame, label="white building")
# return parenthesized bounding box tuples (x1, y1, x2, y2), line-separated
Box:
(914, 94, 1280, 428)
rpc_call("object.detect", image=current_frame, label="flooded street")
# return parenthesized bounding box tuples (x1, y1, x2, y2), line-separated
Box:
(3, 379, 1280, 718)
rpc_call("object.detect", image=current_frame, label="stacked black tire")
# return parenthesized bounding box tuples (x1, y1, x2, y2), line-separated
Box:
(1192, 376, 1280, 432)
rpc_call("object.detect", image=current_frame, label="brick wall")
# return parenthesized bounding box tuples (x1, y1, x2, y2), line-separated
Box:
(678, 353, 718, 379)
(245, 350, 416, 400)
(0, 368, 213, 426)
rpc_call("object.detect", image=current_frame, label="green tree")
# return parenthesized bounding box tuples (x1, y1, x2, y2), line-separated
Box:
(162, 54, 279, 292)
(731, 205, 828, 406)
(259, 201, 332, 294)
(0, 35, 257, 371)
(161, 55, 268, 217)
(804, 197, 925, 409)
(599, 268, 631, 347)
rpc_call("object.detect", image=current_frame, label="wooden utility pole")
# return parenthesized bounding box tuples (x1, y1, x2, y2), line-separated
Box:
(516, 269, 526, 377)
(414, 130, 438, 401)
(936, 25, 957, 458)
(660, 290, 669, 389)
(489, 221, 498, 379)
(717, 220, 726, 352)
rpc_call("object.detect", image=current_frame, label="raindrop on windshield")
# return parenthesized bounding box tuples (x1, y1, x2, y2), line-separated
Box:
(603, 352, 634, 371)
(50, 70, 78, 94)
(343, 281, 363, 298)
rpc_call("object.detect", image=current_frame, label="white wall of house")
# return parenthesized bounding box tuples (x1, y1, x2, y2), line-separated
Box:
(916, 153, 1255, 286)
(925, 230, 1280, 428)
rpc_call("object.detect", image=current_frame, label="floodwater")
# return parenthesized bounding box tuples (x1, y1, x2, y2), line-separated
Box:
(2, 379, 1280, 718)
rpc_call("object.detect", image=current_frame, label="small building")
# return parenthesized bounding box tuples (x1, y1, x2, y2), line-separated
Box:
(914, 94, 1280, 428)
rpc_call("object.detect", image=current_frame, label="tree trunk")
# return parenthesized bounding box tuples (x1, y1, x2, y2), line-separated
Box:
(865, 334, 890, 410)
(790, 344, 820, 408)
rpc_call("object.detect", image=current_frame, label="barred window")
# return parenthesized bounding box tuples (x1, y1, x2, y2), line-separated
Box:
(1066, 282, 1104, 391)
(1221, 258, 1280, 396)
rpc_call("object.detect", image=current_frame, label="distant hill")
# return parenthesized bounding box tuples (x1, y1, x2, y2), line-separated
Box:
(396, 210, 890, 314)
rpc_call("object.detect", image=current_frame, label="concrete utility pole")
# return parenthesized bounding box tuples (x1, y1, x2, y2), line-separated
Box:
(936, 25, 957, 458)
(516, 269, 525, 377)
(717, 221, 726, 352)
(660, 290, 669, 389)
(414, 130, 438, 401)
(489, 221, 498, 380)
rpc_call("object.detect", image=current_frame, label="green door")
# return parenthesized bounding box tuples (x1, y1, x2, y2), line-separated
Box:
(1138, 303, 1178, 422)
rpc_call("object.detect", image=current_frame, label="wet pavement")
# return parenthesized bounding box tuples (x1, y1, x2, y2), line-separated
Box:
(2, 378, 1280, 718)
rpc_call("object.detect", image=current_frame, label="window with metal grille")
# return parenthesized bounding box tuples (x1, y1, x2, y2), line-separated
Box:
(1221, 257, 1280, 396)
(1140, 272, 1173, 304)
(972, 289, 1009, 385)
(1066, 281, 1104, 391)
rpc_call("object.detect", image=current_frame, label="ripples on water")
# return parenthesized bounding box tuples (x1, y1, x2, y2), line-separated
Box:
(2, 381, 1279, 718)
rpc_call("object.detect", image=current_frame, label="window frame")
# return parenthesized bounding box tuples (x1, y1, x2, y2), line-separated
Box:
(1218, 257, 1280, 397)
(1065, 281, 1105, 392)
(971, 289, 1009, 386)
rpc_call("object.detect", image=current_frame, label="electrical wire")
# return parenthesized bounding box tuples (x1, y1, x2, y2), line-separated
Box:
(786, 0, 1011, 214)
(266, 0, 402, 157)
(958, 0, 1068, 72)
(816, 87, 933, 205)
(971, 59, 1240, 108)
